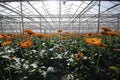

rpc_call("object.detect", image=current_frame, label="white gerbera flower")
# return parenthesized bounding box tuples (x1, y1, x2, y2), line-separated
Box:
(2, 55, 10, 59)
(30, 63, 37, 68)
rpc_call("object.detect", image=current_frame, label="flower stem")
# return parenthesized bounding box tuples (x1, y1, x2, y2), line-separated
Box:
(96, 52, 100, 67)
(20, 48, 25, 57)
(0, 69, 6, 80)
(116, 72, 118, 80)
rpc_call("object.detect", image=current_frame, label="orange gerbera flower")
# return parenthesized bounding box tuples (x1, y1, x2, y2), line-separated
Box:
(20, 40, 34, 48)
(45, 34, 52, 39)
(106, 31, 117, 36)
(96, 33, 103, 36)
(35, 34, 46, 38)
(57, 29, 63, 33)
(1, 41, 12, 46)
(6, 36, 12, 41)
(24, 29, 35, 35)
(0, 34, 4, 39)
(101, 26, 112, 32)
(85, 38, 102, 46)
(76, 52, 84, 61)
(11, 34, 21, 37)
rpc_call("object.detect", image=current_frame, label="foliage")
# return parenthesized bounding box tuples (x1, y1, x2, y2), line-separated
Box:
(0, 27, 120, 80)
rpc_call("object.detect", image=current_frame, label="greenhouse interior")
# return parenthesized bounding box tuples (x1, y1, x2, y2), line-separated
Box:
(0, 0, 120, 80)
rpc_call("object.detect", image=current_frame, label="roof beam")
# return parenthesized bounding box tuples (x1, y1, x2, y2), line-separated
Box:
(2, 20, 118, 23)
(27, 1, 53, 27)
(0, 3, 36, 22)
(2, 14, 119, 18)
(0, 0, 119, 2)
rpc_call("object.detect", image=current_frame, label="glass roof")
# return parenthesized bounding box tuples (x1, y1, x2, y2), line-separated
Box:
(0, 1, 119, 15)
(0, 1, 120, 32)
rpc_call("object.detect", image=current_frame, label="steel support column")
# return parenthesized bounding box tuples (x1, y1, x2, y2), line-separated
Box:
(79, 17, 81, 33)
(97, 0, 101, 33)
(72, 22, 74, 31)
(117, 14, 120, 30)
(59, 0, 61, 29)
(20, 0, 24, 34)
(0, 17, 3, 33)
(39, 18, 41, 33)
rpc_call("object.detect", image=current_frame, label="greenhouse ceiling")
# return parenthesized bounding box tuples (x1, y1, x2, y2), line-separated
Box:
(0, 0, 120, 33)
(0, 1, 120, 17)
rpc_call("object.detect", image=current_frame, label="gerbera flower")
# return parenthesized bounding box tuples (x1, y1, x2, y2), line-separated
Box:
(11, 34, 21, 37)
(1, 41, 12, 46)
(76, 52, 84, 61)
(4, 35, 12, 41)
(96, 33, 103, 36)
(45, 34, 52, 39)
(101, 26, 112, 32)
(24, 29, 35, 35)
(62, 36, 67, 40)
(85, 38, 102, 46)
(85, 32, 93, 36)
(6, 36, 12, 41)
(20, 40, 34, 48)
(0, 34, 4, 39)
(106, 31, 117, 36)
(57, 29, 63, 33)
(33, 34, 46, 38)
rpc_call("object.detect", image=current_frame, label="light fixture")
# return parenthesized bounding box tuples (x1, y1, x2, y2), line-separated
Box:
(63, 0, 67, 5)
